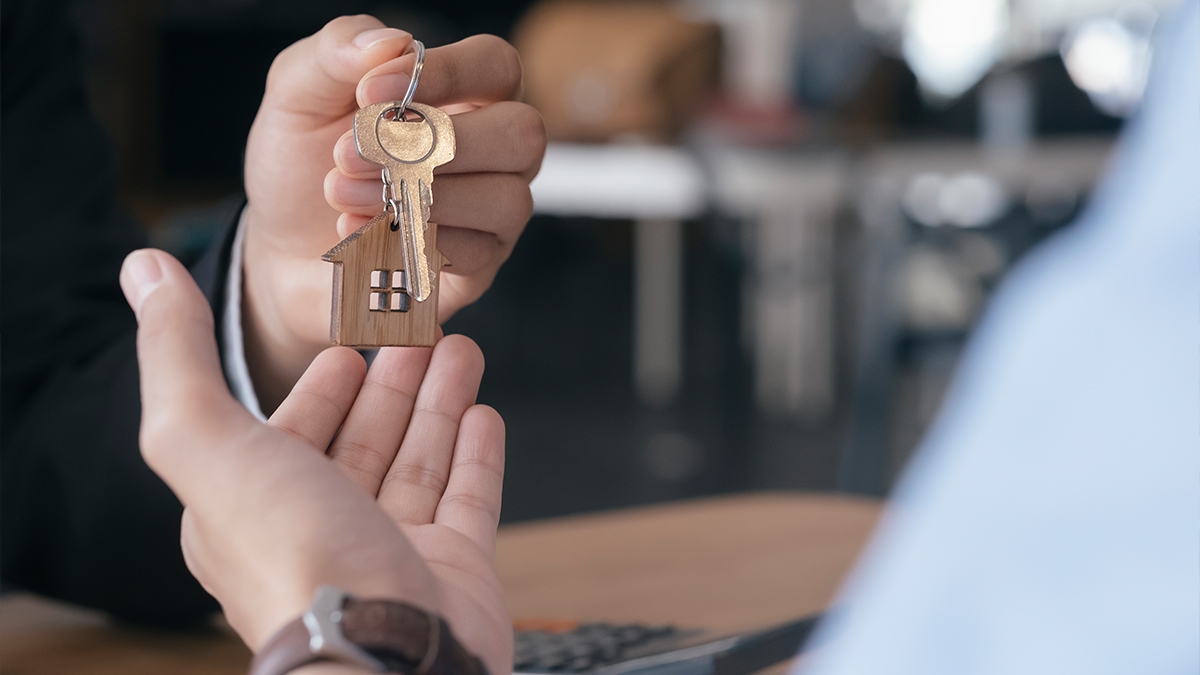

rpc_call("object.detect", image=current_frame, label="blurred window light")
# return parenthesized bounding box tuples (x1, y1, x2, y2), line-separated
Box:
(904, 172, 947, 226)
(940, 172, 1009, 227)
(856, 0, 1180, 106)
(902, 0, 1010, 99)
(904, 172, 1009, 227)
(1061, 14, 1154, 116)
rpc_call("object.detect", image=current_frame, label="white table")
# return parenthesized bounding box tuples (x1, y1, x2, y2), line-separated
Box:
(530, 142, 847, 418)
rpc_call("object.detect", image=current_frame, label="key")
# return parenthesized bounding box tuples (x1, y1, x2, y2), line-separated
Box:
(354, 100, 456, 303)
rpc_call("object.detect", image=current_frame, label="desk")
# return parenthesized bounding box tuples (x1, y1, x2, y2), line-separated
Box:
(0, 493, 882, 675)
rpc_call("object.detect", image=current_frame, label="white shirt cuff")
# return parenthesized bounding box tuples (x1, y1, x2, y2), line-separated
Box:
(221, 209, 267, 422)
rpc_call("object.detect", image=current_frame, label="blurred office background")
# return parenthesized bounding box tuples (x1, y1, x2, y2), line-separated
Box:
(74, 0, 1175, 520)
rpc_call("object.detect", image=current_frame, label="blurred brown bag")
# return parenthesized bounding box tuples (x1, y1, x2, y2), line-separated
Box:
(514, 0, 720, 142)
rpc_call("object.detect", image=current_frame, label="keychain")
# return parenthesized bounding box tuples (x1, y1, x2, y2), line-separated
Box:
(323, 41, 455, 347)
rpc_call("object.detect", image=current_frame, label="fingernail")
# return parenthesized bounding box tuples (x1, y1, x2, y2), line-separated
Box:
(353, 27, 409, 50)
(120, 249, 164, 318)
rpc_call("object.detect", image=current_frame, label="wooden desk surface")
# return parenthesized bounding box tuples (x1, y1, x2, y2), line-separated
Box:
(0, 493, 882, 675)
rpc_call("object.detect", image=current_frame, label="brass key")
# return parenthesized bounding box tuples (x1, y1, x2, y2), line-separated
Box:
(354, 100, 456, 303)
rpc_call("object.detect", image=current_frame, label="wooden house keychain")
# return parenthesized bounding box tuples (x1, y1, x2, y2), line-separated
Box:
(323, 40, 455, 347)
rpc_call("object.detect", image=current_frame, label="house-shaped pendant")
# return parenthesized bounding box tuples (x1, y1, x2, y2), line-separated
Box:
(322, 213, 444, 347)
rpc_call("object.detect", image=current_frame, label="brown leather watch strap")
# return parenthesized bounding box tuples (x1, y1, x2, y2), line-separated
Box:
(248, 586, 490, 675)
(419, 617, 490, 675)
(339, 597, 432, 673)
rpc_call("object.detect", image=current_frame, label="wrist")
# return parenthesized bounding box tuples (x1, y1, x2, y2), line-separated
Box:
(241, 220, 332, 412)
(250, 586, 485, 675)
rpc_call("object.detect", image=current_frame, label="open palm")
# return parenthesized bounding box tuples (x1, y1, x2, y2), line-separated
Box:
(121, 248, 511, 675)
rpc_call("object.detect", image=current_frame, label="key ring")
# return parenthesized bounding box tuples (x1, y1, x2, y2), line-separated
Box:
(382, 167, 401, 231)
(397, 40, 425, 113)
(379, 40, 424, 228)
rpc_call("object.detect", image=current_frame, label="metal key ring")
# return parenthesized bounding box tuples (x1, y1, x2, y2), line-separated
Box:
(397, 40, 425, 113)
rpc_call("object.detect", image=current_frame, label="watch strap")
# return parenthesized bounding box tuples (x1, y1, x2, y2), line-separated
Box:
(412, 616, 489, 675)
(248, 588, 490, 675)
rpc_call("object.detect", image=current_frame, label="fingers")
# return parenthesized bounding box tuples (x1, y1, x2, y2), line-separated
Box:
(120, 249, 253, 494)
(268, 347, 367, 452)
(434, 227, 505, 277)
(358, 34, 523, 109)
(263, 16, 413, 120)
(332, 102, 546, 178)
(447, 102, 545, 178)
(328, 171, 531, 237)
(377, 335, 485, 527)
(434, 405, 505, 554)
(324, 39, 541, 296)
(327, 346, 433, 495)
(330, 219, 501, 279)
(438, 271, 501, 322)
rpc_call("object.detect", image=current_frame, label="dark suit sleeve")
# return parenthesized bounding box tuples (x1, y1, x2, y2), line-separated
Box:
(0, 0, 236, 625)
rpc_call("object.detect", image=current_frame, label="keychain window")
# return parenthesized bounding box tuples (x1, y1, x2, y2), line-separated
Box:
(368, 270, 410, 313)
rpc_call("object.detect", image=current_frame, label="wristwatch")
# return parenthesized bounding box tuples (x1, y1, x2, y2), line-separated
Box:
(249, 586, 490, 675)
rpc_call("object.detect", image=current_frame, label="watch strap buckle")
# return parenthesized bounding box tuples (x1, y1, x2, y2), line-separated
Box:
(303, 585, 388, 673)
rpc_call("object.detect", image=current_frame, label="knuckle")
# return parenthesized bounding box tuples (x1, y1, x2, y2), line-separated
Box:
(366, 368, 421, 403)
(457, 453, 505, 484)
(322, 15, 360, 32)
(511, 180, 534, 222)
(383, 461, 449, 496)
(138, 391, 226, 472)
(440, 490, 497, 519)
(467, 34, 522, 93)
(492, 174, 533, 224)
(136, 312, 215, 360)
(264, 37, 308, 94)
(333, 438, 391, 481)
(321, 15, 378, 41)
(323, 168, 341, 205)
(496, 41, 524, 93)
(138, 415, 175, 470)
(412, 404, 464, 431)
(507, 105, 547, 161)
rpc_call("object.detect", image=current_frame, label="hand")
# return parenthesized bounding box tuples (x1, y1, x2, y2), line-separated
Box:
(119, 248, 512, 675)
(242, 16, 546, 411)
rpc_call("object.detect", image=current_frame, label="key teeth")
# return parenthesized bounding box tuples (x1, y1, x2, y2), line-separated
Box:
(409, 264, 432, 303)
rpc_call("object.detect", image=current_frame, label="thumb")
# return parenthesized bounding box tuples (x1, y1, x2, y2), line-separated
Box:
(262, 15, 412, 122)
(120, 249, 250, 492)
